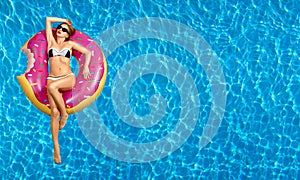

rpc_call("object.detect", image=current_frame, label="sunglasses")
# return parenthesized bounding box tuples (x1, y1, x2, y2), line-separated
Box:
(57, 25, 69, 35)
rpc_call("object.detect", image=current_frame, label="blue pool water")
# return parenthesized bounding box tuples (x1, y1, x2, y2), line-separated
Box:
(1, 0, 300, 179)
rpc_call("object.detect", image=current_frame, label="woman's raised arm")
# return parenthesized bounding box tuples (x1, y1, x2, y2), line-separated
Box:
(45, 17, 71, 47)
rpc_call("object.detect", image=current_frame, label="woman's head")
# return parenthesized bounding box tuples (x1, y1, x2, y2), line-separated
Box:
(56, 22, 75, 41)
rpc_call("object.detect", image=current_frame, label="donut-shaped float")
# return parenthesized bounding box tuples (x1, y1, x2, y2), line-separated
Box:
(17, 29, 107, 115)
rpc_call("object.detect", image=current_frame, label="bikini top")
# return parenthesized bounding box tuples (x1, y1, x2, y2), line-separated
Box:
(48, 48, 71, 58)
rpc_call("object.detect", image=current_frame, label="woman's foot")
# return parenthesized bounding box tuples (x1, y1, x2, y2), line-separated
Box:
(53, 147, 61, 164)
(59, 113, 68, 130)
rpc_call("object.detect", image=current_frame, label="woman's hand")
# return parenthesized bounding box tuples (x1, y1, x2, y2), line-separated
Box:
(66, 19, 72, 26)
(83, 66, 91, 80)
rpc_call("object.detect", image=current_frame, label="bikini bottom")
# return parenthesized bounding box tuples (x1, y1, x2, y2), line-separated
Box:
(47, 73, 74, 81)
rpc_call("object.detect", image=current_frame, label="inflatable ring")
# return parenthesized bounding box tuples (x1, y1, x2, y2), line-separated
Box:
(17, 29, 107, 115)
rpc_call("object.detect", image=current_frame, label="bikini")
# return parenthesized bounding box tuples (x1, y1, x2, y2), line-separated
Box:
(48, 48, 71, 58)
(47, 48, 74, 81)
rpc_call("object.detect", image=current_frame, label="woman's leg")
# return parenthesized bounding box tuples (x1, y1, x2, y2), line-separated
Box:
(47, 75, 75, 130)
(47, 80, 61, 164)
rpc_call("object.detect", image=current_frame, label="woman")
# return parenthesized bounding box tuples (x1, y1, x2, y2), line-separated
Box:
(46, 17, 91, 164)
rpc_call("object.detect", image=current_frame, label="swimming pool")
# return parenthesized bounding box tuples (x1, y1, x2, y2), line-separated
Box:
(1, 0, 300, 179)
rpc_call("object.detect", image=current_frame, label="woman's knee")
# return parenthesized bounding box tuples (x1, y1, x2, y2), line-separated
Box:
(47, 82, 57, 94)
(51, 108, 60, 118)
